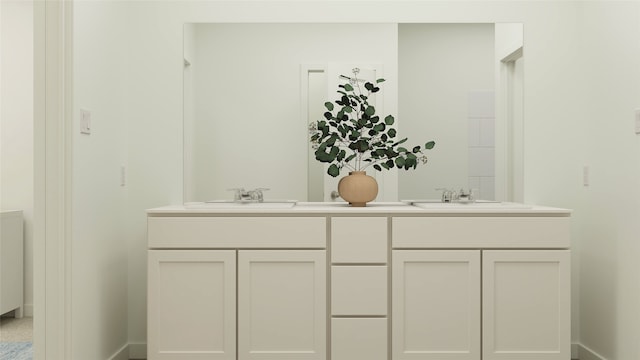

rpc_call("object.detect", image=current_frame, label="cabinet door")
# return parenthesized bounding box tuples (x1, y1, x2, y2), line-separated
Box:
(148, 250, 236, 360)
(392, 250, 481, 360)
(238, 250, 326, 360)
(332, 318, 387, 360)
(482, 250, 570, 360)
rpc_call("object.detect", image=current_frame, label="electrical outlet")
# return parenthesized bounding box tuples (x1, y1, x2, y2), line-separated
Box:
(583, 166, 589, 187)
(120, 166, 126, 187)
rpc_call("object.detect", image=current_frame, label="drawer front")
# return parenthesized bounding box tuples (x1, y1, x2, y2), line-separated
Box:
(332, 266, 387, 316)
(332, 318, 387, 360)
(331, 217, 388, 263)
(393, 217, 570, 249)
(148, 217, 326, 248)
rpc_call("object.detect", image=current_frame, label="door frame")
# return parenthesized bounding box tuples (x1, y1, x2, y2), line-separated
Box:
(33, 0, 73, 358)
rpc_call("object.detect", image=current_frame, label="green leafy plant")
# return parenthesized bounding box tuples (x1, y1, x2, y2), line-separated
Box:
(309, 69, 435, 177)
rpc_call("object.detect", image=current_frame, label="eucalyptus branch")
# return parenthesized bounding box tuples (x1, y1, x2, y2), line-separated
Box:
(310, 69, 436, 178)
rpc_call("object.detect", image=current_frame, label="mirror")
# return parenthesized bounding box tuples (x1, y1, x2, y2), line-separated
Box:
(183, 22, 523, 202)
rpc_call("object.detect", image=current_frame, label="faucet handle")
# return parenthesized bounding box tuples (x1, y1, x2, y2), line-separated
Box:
(250, 188, 269, 202)
(458, 188, 477, 203)
(435, 188, 453, 202)
(227, 188, 245, 200)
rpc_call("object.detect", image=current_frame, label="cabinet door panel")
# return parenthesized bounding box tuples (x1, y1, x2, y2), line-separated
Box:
(148, 250, 236, 360)
(238, 250, 326, 360)
(332, 318, 387, 360)
(482, 250, 570, 360)
(393, 250, 481, 360)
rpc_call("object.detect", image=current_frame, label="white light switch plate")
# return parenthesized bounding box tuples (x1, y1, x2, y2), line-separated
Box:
(80, 109, 91, 135)
(635, 109, 640, 135)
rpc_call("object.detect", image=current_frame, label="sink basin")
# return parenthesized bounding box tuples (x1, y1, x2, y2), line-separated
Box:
(406, 200, 532, 210)
(185, 200, 297, 209)
(294, 201, 414, 210)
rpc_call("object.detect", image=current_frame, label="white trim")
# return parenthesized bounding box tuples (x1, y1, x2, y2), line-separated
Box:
(576, 343, 608, 360)
(23, 304, 34, 317)
(300, 63, 327, 202)
(501, 46, 523, 64)
(127, 343, 147, 360)
(34, 0, 73, 359)
(107, 344, 129, 360)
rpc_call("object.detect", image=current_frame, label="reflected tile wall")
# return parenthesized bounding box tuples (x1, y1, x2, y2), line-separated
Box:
(468, 91, 495, 200)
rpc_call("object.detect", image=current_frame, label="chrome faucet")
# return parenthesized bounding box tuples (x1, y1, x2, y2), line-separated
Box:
(436, 188, 475, 203)
(228, 188, 269, 202)
(457, 188, 475, 203)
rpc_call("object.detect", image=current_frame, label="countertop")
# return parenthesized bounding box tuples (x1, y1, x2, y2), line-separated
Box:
(147, 201, 571, 216)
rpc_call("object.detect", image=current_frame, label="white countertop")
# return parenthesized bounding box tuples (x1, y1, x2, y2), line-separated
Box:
(147, 201, 571, 216)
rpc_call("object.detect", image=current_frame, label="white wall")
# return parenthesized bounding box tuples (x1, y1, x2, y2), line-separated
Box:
(72, 1, 130, 358)
(64, 2, 640, 360)
(576, 3, 640, 360)
(0, 0, 34, 317)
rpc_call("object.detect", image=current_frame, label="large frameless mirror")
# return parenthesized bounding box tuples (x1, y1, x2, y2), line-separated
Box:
(183, 22, 523, 203)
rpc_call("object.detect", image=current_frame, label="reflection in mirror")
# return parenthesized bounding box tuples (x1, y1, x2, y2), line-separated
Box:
(183, 23, 523, 203)
(398, 23, 497, 200)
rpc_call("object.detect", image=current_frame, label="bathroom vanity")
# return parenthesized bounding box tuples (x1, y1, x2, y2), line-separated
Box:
(147, 202, 571, 360)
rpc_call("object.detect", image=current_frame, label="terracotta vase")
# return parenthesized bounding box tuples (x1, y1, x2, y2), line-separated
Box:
(337, 171, 378, 207)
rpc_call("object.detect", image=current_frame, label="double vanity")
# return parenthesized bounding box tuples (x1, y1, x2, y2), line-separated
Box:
(147, 201, 571, 360)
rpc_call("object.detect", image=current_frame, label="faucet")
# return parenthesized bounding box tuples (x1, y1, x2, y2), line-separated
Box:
(457, 188, 475, 203)
(228, 188, 269, 202)
(436, 188, 457, 203)
(436, 188, 475, 203)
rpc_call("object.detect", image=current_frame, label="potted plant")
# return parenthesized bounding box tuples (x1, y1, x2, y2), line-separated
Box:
(309, 68, 435, 206)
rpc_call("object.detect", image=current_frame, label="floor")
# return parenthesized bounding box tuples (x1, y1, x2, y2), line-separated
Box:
(0, 315, 578, 360)
(0, 314, 33, 342)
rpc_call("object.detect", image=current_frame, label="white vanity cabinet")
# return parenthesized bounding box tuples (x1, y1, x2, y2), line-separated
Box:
(147, 204, 571, 360)
(148, 250, 236, 360)
(331, 217, 388, 360)
(392, 250, 481, 360)
(147, 216, 327, 360)
(238, 250, 326, 360)
(392, 216, 571, 360)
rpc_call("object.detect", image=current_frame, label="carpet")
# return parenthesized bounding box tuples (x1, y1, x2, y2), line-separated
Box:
(0, 342, 32, 360)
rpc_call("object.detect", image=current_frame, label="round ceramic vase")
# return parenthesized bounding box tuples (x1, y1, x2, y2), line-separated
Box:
(337, 171, 378, 207)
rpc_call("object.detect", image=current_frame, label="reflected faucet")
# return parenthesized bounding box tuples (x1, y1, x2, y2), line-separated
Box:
(436, 188, 475, 203)
(228, 188, 269, 202)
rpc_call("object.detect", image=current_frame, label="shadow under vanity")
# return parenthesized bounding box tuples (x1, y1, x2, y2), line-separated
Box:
(147, 202, 570, 360)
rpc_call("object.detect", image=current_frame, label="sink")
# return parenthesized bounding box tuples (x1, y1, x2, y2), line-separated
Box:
(406, 200, 532, 210)
(185, 200, 297, 209)
(294, 201, 414, 209)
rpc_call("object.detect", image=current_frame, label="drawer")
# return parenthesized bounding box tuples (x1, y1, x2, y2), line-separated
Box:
(332, 266, 387, 316)
(332, 217, 387, 263)
(332, 318, 387, 360)
(392, 217, 570, 248)
(148, 217, 326, 248)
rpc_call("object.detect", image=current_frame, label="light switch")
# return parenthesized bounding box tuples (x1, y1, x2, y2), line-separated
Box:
(80, 109, 91, 135)
(635, 109, 640, 135)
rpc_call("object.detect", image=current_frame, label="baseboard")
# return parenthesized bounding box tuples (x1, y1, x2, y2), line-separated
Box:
(572, 343, 579, 359)
(128, 343, 147, 359)
(575, 343, 608, 360)
(23, 304, 34, 317)
(107, 344, 129, 360)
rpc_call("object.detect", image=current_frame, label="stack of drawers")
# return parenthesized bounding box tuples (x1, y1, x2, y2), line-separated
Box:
(331, 217, 388, 360)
